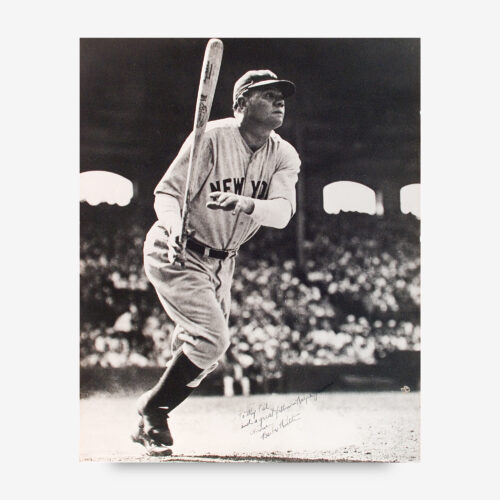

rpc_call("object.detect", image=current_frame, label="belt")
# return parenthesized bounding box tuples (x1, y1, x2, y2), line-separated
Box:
(186, 238, 236, 260)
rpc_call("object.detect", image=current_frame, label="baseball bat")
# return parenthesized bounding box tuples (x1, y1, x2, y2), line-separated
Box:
(176, 38, 224, 265)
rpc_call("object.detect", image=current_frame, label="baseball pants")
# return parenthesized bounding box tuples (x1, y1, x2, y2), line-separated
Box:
(143, 222, 235, 372)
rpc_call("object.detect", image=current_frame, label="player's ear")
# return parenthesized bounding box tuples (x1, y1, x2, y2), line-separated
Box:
(237, 95, 248, 112)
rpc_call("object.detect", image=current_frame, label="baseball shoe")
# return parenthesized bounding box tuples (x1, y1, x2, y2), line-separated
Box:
(131, 417, 173, 457)
(130, 392, 174, 456)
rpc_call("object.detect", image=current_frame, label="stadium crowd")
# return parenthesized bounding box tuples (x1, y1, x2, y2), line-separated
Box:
(80, 205, 420, 390)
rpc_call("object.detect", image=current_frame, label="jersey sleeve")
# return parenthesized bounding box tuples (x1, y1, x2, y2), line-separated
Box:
(267, 141, 301, 215)
(154, 133, 213, 206)
(250, 198, 292, 229)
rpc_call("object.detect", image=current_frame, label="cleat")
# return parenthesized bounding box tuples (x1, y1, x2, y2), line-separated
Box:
(144, 422, 173, 447)
(147, 446, 173, 458)
(131, 424, 173, 457)
(132, 392, 174, 452)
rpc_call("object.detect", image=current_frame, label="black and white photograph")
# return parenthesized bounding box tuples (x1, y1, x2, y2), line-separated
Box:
(79, 37, 420, 463)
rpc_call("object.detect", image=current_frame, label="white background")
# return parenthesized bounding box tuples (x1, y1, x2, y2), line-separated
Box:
(3, 0, 499, 498)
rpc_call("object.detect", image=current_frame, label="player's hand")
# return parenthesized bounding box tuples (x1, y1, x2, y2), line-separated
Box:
(165, 215, 183, 264)
(207, 192, 255, 216)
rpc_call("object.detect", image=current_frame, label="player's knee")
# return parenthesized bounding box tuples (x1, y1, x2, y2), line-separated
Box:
(177, 325, 230, 368)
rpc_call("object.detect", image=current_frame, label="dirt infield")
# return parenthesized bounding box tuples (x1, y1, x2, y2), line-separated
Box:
(80, 391, 419, 463)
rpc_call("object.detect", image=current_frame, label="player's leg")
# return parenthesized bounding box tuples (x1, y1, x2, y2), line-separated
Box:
(150, 325, 220, 407)
(134, 326, 229, 449)
(135, 348, 203, 446)
(136, 261, 232, 448)
(135, 236, 234, 452)
(132, 328, 227, 453)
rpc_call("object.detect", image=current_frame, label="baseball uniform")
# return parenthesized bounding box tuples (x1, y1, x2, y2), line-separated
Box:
(144, 117, 301, 371)
(132, 69, 299, 455)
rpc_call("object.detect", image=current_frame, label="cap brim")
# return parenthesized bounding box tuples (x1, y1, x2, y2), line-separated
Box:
(246, 79, 296, 98)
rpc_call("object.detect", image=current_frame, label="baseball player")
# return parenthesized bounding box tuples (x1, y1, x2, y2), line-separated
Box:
(132, 69, 301, 455)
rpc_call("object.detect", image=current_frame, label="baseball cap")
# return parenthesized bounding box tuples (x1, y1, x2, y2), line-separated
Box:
(233, 70, 295, 107)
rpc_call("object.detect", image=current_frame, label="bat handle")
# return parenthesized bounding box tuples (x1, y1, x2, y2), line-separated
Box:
(175, 238, 187, 267)
(173, 219, 193, 267)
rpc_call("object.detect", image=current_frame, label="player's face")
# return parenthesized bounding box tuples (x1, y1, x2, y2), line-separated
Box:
(244, 86, 285, 129)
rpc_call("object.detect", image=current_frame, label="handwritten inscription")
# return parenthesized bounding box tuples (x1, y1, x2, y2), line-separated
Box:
(240, 394, 317, 440)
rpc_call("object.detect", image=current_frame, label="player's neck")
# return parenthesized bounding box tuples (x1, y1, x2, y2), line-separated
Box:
(238, 120, 272, 152)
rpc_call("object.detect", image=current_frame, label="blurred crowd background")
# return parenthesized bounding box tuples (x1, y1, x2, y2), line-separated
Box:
(80, 203, 420, 392)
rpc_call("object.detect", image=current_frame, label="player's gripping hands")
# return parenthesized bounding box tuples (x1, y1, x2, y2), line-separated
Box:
(207, 192, 255, 216)
(153, 194, 185, 264)
(164, 213, 182, 264)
